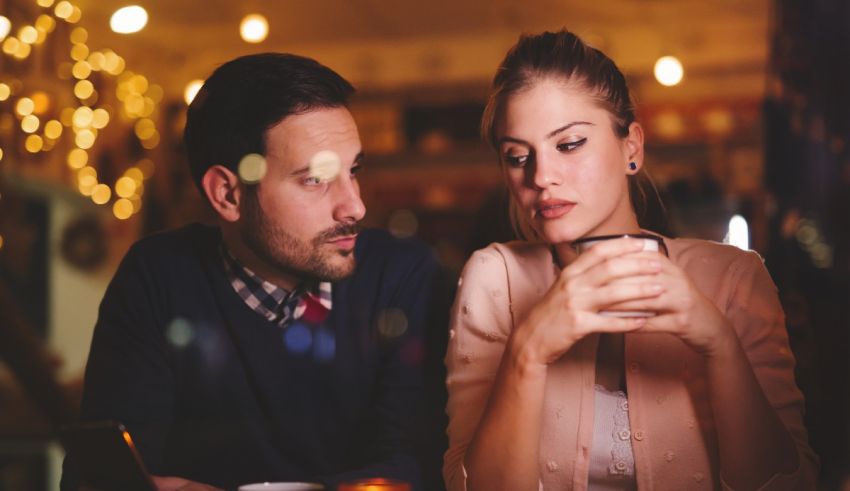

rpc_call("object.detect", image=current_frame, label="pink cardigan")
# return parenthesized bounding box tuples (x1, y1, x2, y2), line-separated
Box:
(443, 237, 818, 490)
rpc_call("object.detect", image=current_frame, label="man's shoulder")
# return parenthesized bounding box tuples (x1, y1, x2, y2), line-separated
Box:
(128, 223, 218, 258)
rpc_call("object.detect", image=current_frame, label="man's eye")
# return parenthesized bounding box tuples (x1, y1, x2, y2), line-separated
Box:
(556, 138, 587, 152)
(303, 176, 323, 186)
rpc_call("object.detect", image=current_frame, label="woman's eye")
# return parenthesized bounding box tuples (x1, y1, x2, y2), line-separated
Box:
(505, 154, 528, 168)
(303, 176, 323, 186)
(557, 138, 587, 152)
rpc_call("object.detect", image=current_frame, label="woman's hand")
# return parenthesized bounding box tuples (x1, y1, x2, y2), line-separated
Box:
(510, 237, 666, 366)
(603, 252, 737, 357)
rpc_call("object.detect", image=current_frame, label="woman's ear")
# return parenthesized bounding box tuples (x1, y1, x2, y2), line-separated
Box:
(624, 122, 645, 174)
(201, 165, 243, 223)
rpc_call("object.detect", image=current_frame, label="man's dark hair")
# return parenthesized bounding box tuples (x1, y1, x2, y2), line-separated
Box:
(183, 52, 355, 194)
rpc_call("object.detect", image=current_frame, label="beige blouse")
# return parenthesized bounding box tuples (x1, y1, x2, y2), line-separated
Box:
(443, 237, 818, 491)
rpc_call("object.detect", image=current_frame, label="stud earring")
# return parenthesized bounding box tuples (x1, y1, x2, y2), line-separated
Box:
(628, 162, 637, 171)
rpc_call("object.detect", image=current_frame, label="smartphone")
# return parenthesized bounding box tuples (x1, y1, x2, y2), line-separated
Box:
(60, 420, 156, 491)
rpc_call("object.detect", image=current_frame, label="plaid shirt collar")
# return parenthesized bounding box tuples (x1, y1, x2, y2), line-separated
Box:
(220, 245, 332, 328)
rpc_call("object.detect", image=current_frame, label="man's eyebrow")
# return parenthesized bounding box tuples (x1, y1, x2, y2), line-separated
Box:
(497, 121, 594, 146)
(289, 151, 365, 176)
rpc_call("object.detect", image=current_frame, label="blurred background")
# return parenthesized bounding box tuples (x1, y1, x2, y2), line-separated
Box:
(0, 0, 847, 489)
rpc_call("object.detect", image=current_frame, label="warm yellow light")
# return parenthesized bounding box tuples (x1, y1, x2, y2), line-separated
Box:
(2, 37, 19, 55)
(0, 16, 10, 41)
(91, 183, 111, 204)
(88, 51, 105, 71)
(72, 60, 91, 79)
(129, 75, 148, 94)
(92, 108, 110, 129)
(72, 106, 93, 127)
(134, 118, 155, 140)
(124, 94, 144, 116)
(654, 56, 684, 87)
(113, 198, 134, 219)
(75, 129, 96, 149)
(0, 148, 3, 161)
(36, 15, 57, 33)
(54, 1, 73, 19)
(140, 97, 155, 117)
(45, 120, 63, 139)
(16, 97, 35, 116)
(0, 235, 3, 250)
(0, 84, 9, 101)
(36, 0, 55, 7)
(70, 26, 87, 44)
(60, 107, 75, 126)
(102, 51, 123, 74)
(110, 5, 148, 34)
(31, 92, 50, 114)
(182, 79, 204, 105)
(70, 43, 89, 61)
(25, 134, 44, 152)
(124, 166, 144, 183)
(19, 26, 38, 44)
(74, 79, 94, 99)
(21, 114, 40, 133)
(77, 166, 97, 182)
(240, 14, 268, 43)
(67, 148, 87, 168)
(147, 84, 163, 103)
(115, 176, 137, 198)
(12, 40, 32, 59)
(140, 130, 160, 149)
(33, 28, 48, 45)
(67, 6, 82, 24)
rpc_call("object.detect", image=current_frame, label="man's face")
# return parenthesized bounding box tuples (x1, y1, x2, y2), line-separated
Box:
(240, 106, 366, 284)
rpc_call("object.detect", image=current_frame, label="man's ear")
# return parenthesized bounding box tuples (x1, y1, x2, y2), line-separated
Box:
(201, 165, 243, 223)
(624, 122, 645, 174)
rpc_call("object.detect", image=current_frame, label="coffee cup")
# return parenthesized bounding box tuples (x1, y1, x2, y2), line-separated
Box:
(572, 233, 667, 317)
(238, 483, 324, 491)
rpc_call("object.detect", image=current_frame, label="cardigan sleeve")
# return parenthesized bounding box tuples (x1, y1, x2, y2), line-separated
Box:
(443, 247, 516, 491)
(721, 251, 819, 490)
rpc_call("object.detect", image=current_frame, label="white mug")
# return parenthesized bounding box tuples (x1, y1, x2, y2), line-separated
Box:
(238, 483, 324, 491)
(572, 233, 667, 318)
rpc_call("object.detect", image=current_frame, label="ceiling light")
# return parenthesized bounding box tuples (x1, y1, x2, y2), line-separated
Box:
(654, 56, 684, 87)
(240, 14, 268, 43)
(110, 5, 148, 34)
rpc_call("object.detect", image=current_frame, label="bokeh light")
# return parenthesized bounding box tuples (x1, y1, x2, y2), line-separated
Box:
(54, 1, 73, 20)
(25, 134, 44, 152)
(166, 317, 194, 347)
(45, 119, 63, 139)
(377, 308, 409, 338)
(238, 153, 267, 183)
(91, 183, 111, 204)
(67, 148, 87, 169)
(0, 83, 10, 101)
(240, 14, 269, 43)
(16, 97, 35, 116)
(110, 5, 148, 34)
(184, 79, 203, 105)
(113, 198, 134, 219)
(309, 150, 341, 182)
(283, 323, 312, 354)
(21, 114, 40, 133)
(388, 209, 418, 238)
(654, 56, 684, 87)
(0, 17, 11, 41)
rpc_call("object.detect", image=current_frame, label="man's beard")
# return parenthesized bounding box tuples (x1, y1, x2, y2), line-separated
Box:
(241, 191, 359, 283)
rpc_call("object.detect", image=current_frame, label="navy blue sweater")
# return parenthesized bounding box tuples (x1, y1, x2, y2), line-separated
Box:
(63, 224, 441, 490)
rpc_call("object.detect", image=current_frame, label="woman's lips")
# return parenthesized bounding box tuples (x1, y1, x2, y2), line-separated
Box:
(535, 200, 576, 219)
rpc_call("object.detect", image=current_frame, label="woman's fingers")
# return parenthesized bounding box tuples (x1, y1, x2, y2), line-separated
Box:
(564, 237, 648, 278)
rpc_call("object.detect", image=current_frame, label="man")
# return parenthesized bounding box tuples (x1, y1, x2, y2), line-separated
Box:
(62, 53, 442, 490)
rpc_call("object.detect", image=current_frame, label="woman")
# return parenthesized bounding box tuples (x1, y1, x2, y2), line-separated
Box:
(443, 30, 817, 491)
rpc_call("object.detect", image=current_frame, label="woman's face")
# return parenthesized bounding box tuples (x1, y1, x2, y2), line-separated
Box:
(497, 79, 643, 244)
